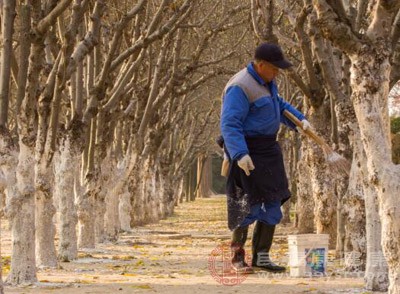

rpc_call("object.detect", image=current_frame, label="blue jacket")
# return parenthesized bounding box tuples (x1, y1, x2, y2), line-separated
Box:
(221, 63, 305, 160)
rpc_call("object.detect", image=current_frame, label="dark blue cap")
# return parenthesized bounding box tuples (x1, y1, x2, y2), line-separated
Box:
(254, 43, 293, 69)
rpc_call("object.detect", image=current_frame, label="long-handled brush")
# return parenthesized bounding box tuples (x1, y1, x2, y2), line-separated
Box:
(283, 110, 351, 176)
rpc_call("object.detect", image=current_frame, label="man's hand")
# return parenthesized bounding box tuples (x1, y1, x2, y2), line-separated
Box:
(301, 119, 311, 131)
(237, 155, 255, 176)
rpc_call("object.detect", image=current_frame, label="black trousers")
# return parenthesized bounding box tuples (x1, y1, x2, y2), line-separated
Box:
(226, 135, 290, 230)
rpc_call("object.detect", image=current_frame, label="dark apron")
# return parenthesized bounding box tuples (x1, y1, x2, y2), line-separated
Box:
(226, 135, 291, 230)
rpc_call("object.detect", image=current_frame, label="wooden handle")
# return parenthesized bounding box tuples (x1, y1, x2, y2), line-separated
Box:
(283, 110, 327, 148)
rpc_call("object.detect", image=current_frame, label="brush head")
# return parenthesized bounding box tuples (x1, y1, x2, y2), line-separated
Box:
(327, 152, 351, 176)
(327, 152, 343, 163)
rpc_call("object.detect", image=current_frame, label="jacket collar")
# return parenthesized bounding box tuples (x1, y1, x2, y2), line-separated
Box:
(247, 62, 277, 97)
(247, 62, 267, 86)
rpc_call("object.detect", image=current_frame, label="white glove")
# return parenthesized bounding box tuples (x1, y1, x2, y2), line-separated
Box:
(301, 119, 311, 131)
(237, 155, 255, 176)
(296, 126, 305, 135)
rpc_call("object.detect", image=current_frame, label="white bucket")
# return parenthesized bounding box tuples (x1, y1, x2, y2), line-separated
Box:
(287, 234, 329, 277)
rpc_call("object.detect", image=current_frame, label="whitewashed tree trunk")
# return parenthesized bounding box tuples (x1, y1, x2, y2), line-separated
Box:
(35, 160, 57, 268)
(5, 0, 40, 284)
(119, 153, 137, 231)
(350, 52, 398, 293)
(308, 107, 337, 248)
(6, 143, 37, 284)
(280, 131, 297, 225)
(295, 142, 314, 233)
(313, 1, 400, 291)
(141, 160, 159, 223)
(162, 175, 176, 218)
(364, 173, 389, 291)
(104, 191, 120, 240)
(0, 133, 18, 290)
(55, 136, 79, 261)
(130, 156, 145, 226)
(104, 160, 120, 241)
(95, 188, 106, 243)
(156, 172, 166, 219)
(119, 189, 132, 232)
(78, 116, 97, 248)
(78, 179, 96, 248)
(0, 0, 17, 289)
(342, 140, 366, 271)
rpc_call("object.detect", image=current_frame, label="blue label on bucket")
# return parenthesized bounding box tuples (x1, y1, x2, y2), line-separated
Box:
(305, 248, 325, 275)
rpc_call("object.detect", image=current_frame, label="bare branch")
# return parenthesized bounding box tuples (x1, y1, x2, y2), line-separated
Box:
(294, 7, 317, 94)
(110, 0, 192, 71)
(95, 0, 146, 91)
(136, 37, 169, 151)
(102, 50, 145, 113)
(366, 0, 400, 40)
(325, 0, 352, 30)
(15, 4, 31, 121)
(66, 0, 105, 77)
(0, 0, 16, 127)
(36, 0, 73, 35)
(391, 9, 400, 49)
(355, 0, 369, 31)
(313, 0, 363, 54)
(251, 0, 263, 40)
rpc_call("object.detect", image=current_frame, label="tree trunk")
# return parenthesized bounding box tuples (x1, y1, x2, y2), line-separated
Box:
(308, 106, 337, 248)
(55, 135, 79, 261)
(350, 51, 396, 292)
(342, 140, 366, 271)
(78, 116, 97, 248)
(0, 129, 18, 291)
(35, 160, 57, 267)
(295, 142, 314, 233)
(281, 200, 291, 225)
(78, 180, 96, 248)
(141, 159, 161, 223)
(104, 160, 120, 241)
(0, 0, 17, 289)
(364, 174, 388, 291)
(7, 0, 39, 282)
(95, 189, 106, 243)
(129, 155, 146, 226)
(119, 188, 132, 232)
(189, 164, 196, 202)
(0, 0, 16, 128)
(196, 155, 213, 198)
(6, 142, 37, 285)
(280, 131, 297, 225)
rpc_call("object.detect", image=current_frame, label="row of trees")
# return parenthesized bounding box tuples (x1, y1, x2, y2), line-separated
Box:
(0, 0, 399, 293)
(0, 0, 250, 289)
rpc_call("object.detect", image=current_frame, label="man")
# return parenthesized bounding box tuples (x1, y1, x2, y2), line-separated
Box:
(220, 42, 310, 273)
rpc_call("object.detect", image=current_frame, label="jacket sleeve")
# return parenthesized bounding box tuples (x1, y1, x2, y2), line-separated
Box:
(220, 85, 249, 160)
(277, 95, 306, 130)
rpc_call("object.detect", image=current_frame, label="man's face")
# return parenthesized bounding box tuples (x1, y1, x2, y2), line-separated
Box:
(256, 61, 280, 83)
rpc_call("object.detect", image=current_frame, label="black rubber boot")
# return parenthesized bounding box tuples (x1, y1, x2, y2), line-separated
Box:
(231, 226, 253, 273)
(251, 221, 285, 272)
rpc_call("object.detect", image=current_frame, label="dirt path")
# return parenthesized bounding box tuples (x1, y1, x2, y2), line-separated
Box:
(2, 196, 378, 294)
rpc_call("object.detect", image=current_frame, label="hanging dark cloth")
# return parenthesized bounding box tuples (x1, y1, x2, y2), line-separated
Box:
(225, 135, 291, 230)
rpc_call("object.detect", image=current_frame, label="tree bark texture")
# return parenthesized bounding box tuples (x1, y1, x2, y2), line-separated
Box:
(55, 135, 79, 260)
(6, 143, 37, 285)
(295, 141, 315, 233)
(349, 50, 399, 293)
